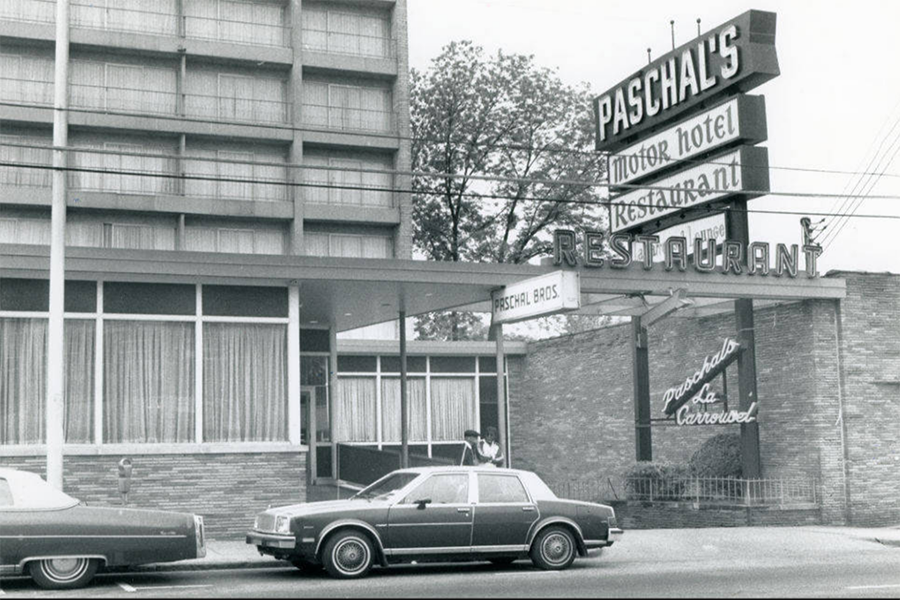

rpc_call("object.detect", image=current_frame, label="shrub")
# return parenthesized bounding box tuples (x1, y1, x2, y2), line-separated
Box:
(689, 433, 743, 479)
(623, 461, 690, 500)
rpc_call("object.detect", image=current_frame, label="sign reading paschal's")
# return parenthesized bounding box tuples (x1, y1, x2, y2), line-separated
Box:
(593, 10, 779, 153)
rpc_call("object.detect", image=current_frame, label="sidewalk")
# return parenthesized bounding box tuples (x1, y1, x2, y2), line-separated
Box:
(129, 525, 900, 573)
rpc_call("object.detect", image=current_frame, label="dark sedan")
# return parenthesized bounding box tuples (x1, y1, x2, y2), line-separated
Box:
(0, 468, 206, 589)
(247, 466, 623, 578)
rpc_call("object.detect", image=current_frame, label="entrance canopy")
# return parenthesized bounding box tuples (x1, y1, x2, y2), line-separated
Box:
(0, 244, 846, 331)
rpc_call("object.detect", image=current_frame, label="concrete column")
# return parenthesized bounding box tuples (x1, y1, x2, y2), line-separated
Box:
(328, 325, 338, 479)
(400, 309, 409, 468)
(391, 0, 412, 259)
(494, 323, 509, 466)
(47, 0, 71, 490)
(288, 0, 305, 255)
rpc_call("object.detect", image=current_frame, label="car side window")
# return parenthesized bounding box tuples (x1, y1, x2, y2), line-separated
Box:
(401, 474, 468, 505)
(477, 474, 530, 504)
(0, 479, 13, 507)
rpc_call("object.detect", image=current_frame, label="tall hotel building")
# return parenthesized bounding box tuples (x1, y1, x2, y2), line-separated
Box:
(0, 0, 524, 537)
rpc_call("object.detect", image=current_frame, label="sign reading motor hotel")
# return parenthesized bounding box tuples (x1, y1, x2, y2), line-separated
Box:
(593, 10, 779, 153)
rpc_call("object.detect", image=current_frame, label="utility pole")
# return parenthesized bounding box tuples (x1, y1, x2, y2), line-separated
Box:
(47, 0, 70, 490)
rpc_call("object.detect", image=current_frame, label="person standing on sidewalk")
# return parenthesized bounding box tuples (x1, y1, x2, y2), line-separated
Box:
(479, 426, 505, 468)
(460, 429, 486, 466)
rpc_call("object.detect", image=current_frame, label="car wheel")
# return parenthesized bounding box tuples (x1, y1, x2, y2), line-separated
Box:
(291, 558, 322, 574)
(489, 557, 517, 566)
(530, 526, 576, 571)
(28, 557, 99, 590)
(322, 531, 374, 579)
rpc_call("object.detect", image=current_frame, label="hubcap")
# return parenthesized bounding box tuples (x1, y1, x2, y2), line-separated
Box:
(335, 539, 368, 574)
(44, 558, 88, 581)
(542, 533, 571, 565)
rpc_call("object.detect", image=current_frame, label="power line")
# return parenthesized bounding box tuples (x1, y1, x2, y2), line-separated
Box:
(4, 141, 900, 203)
(3, 160, 900, 222)
(2, 100, 900, 181)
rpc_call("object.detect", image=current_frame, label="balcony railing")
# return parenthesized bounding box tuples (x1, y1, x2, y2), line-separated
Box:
(70, 0, 177, 36)
(0, 77, 55, 106)
(69, 83, 177, 116)
(302, 104, 394, 133)
(0, 0, 54, 24)
(301, 29, 395, 59)
(1, 0, 289, 48)
(185, 93, 290, 124)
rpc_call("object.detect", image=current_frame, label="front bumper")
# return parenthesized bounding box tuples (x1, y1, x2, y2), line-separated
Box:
(246, 531, 296, 549)
(608, 527, 624, 543)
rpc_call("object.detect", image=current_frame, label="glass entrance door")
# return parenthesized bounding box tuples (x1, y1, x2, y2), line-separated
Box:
(301, 386, 333, 481)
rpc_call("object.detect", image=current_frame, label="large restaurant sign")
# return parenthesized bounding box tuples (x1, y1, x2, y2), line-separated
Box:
(593, 10, 779, 152)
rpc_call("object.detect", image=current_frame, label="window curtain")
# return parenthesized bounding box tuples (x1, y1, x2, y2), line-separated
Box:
(302, 82, 329, 127)
(104, 320, 195, 443)
(65, 320, 95, 443)
(381, 377, 427, 442)
(0, 318, 46, 444)
(110, 224, 176, 251)
(302, 155, 330, 205)
(183, 0, 217, 41)
(203, 323, 288, 442)
(217, 150, 254, 199)
(304, 233, 330, 257)
(430, 377, 476, 442)
(184, 149, 218, 198)
(334, 377, 376, 442)
(0, 218, 51, 245)
(301, 7, 327, 51)
(0, 134, 52, 187)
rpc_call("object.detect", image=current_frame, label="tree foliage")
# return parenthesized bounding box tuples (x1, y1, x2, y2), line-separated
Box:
(410, 41, 606, 340)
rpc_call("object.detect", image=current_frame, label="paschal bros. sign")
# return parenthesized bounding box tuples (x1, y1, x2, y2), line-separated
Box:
(593, 9, 778, 153)
(491, 271, 581, 325)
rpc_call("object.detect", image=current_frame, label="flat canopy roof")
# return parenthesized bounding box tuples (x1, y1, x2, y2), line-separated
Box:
(0, 245, 846, 332)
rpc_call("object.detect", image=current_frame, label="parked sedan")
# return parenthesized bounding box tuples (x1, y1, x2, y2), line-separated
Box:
(247, 466, 622, 578)
(0, 468, 206, 589)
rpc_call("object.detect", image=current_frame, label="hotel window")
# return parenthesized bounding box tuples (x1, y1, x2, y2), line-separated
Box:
(184, 69, 288, 124)
(302, 82, 393, 132)
(70, 0, 177, 36)
(183, 147, 288, 202)
(303, 153, 393, 208)
(64, 219, 176, 251)
(183, 226, 285, 255)
(0, 52, 54, 105)
(302, 5, 391, 58)
(305, 233, 393, 259)
(0, 218, 51, 245)
(69, 60, 177, 115)
(0, 0, 56, 24)
(184, 0, 287, 47)
(68, 141, 178, 196)
(0, 133, 52, 188)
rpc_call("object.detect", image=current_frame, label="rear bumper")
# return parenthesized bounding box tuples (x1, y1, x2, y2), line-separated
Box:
(584, 528, 623, 550)
(246, 531, 296, 549)
(609, 527, 624, 543)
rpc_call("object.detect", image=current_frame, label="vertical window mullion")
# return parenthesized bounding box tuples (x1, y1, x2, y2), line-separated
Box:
(195, 284, 203, 444)
(375, 355, 382, 450)
(474, 357, 481, 444)
(425, 355, 432, 457)
(94, 281, 104, 445)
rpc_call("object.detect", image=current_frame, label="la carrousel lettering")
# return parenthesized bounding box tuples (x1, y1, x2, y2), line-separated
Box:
(661, 338, 741, 416)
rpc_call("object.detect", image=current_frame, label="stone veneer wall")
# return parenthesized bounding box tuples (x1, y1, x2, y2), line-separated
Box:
(0, 453, 306, 540)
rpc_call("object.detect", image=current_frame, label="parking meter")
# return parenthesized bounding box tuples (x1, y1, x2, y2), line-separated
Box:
(117, 457, 133, 504)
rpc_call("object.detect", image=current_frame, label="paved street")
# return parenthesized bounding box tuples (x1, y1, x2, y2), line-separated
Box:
(1, 527, 898, 598)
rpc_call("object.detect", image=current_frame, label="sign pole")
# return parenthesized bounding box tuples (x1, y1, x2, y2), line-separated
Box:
(726, 199, 762, 478)
(632, 316, 652, 461)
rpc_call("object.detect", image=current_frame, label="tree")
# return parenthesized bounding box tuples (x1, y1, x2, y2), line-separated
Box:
(411, 41, 607, 340)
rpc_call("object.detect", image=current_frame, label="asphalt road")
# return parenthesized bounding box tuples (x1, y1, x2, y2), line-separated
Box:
(2, 528, 899, 598)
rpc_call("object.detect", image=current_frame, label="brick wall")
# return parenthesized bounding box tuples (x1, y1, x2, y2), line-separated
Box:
(0, 453, 306, 540)
(510, 301, 829, 488)
(834, 272, 900, 526)
(613, 502, 822, 529)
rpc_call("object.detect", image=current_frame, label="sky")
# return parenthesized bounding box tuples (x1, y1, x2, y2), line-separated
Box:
(407, 0, 900, 275)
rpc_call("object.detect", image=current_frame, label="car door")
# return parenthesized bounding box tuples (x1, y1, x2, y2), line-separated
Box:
(386, 473, 473, 555)
(0, 477, 21, 572)
(472, 472, 539, 553)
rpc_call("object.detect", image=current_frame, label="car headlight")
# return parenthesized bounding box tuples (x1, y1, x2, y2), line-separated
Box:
(275, 515, 292, 534)
(254, 516, 261, 531)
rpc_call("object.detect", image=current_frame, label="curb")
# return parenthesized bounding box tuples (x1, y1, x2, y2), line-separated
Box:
(107, 560, 289, 574)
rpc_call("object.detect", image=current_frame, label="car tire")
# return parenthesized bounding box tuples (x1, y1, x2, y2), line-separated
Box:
(530, 526, 576, 571)
(322, 531, 374, 579)
(28, 557, 99, 590)
(290, 558, 322, 574)
(489, 557, 517, 566)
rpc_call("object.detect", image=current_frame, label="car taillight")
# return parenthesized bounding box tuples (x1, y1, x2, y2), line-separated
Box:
(194, 515, 206, 558)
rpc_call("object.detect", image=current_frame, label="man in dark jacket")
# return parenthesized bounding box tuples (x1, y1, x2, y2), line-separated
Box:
(460, 429, 486, 466)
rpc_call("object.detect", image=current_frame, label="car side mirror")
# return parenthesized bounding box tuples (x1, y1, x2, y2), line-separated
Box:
(415, 498, 432, 510)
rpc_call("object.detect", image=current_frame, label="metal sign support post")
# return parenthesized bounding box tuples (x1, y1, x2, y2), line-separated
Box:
(632, 316, 652, 461)
(494, 323, 508, 465)
(726, 199, 762, 478)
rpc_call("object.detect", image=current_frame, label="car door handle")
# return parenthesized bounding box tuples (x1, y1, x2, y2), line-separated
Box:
(522, 506, 536, 512)
(457, 507, 471, 513)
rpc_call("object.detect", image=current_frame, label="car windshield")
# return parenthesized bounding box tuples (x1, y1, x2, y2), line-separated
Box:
(353, 472, 419, 500)
(4, 472, 80, 510)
